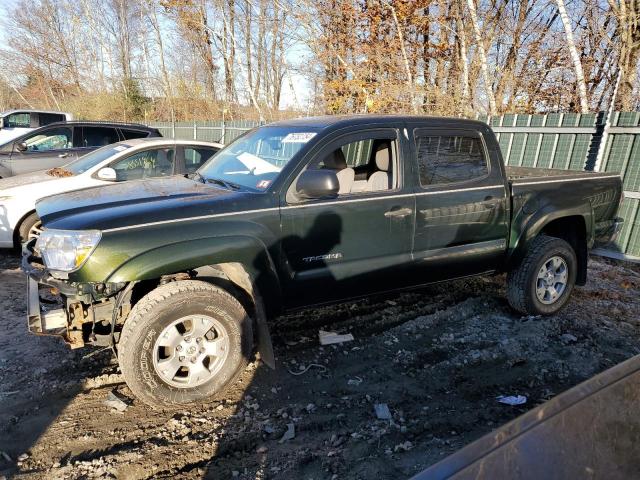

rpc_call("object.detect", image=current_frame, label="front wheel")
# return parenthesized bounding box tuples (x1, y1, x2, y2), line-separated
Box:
(507, 235, 577, 316)
(118, 280, 253, 407)
(18, 211, 42, 245)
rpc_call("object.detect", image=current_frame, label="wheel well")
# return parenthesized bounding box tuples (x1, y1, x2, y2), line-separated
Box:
(127, 262, 275, 367)
(540, 215, 588, 285)
(13, 209, 37, 248)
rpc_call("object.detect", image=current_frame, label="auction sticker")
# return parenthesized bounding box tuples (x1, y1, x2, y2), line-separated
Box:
(282, 132, 316, 143)
(257, 179, 271, 189)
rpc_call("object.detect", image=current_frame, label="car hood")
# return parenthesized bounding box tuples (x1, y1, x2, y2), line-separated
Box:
(36, 176, 258, 231)
(0, 170, 59, 191)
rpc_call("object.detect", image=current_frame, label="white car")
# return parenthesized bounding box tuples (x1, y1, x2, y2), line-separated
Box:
(0, 110, 73, 144)
(0, 138, 222, 248)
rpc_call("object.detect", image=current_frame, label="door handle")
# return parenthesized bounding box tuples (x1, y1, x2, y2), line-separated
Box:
(384, 207, 413, 218)
(58, 153, 70, 158)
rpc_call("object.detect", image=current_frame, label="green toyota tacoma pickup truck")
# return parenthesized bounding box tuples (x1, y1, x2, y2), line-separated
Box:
(22, 115, 624, 406)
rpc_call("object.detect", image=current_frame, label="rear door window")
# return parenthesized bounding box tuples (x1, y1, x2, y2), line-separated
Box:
(110, 148, 175, 181)
(183, 146, 219, 173)
(415, 133, 488, 186)
(37, 113, 66, 126)
(77, 126, 120, 147)
(120, 128, 151, 140)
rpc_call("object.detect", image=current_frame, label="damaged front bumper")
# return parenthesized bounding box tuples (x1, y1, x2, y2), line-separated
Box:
(22, 240, 130, 348)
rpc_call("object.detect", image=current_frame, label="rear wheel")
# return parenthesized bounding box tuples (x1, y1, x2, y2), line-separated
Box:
(118, 280, 252, 407)
(507, 235, 577, 316)
(17, 212, 42, 245)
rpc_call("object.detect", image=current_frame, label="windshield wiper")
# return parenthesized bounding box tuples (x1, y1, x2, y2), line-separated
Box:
(205, 177, 243, 191)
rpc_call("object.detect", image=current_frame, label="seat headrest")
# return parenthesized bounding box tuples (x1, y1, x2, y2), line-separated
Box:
(374, 142, 390, 172)
(323, 148, 347, 170)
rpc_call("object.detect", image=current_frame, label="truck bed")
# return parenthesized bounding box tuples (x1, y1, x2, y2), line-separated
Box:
(506, 166, 620, 183)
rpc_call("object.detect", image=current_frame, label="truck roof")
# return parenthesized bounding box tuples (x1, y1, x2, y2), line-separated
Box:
(269, 114, 489, 130)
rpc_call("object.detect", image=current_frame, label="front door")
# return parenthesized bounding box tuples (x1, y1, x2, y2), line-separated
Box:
(9, 125, 76, 175)
(410, 128, 509, 281)
(279, 128, 415, 308)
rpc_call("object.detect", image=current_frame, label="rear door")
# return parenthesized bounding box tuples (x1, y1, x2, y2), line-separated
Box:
(9, 125, 75, 175)
(410, 127, 509, 280)
(74, 126, 120, 158)
(279, 127, 415, 307)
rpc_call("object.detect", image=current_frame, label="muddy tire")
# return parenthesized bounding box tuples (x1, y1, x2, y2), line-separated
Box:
(118, 280, 252, 408)
(17, 211, 42, 246)
(507, 235, 577, 316)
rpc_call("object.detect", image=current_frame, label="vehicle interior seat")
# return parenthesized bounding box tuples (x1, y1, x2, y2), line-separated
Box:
(366, 141, 392, 191)
(323, 149, 354, 195)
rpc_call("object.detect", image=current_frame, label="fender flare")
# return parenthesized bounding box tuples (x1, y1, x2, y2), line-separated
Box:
(106, 235, 281, 369)
(508, 202, 592, 267)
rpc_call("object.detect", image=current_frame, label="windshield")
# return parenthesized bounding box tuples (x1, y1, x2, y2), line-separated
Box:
(64, 144, 133, 175)
(198, 126, 319, 191)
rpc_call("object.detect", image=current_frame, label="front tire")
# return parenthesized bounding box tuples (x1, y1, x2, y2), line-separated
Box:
(18, 211, 42, 245)
(507, 235, 577, 316)
(118, 280, 252, 407)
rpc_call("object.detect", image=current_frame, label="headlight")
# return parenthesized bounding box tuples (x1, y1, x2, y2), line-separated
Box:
(35, 229, 101, 272)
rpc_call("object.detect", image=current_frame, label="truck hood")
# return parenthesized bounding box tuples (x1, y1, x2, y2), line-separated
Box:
(36, 176, 257, 231)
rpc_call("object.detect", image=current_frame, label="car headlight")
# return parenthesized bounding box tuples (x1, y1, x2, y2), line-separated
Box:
(35, 229, 101, 272)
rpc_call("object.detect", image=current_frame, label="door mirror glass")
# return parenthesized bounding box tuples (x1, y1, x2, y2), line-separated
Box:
(16, 142, 27, 152)
(296, 169, 339, 200)
(97, 167, 117, 181)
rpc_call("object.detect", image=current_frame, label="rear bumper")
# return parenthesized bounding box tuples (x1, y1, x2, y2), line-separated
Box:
(594, 217, 624, 246)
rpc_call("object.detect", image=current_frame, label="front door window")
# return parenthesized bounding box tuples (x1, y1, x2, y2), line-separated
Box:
(22, 127, 72, 152)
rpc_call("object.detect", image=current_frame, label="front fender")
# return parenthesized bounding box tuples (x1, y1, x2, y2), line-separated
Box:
(105, 234, 281, 301)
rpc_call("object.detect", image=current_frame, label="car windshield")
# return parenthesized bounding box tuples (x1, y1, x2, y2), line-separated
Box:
(198, 126, 319, 191)
(64, 144, 133, 175)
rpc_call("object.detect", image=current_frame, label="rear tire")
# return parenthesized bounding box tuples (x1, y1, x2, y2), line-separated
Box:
(507, 235, 577, 316)
(17, 211, 42, 245)
(118, 280, 252, 408)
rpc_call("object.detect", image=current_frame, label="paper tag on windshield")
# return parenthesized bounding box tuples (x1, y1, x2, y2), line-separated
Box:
(282, 132, 316, 143)
(257, 180, 271, 189)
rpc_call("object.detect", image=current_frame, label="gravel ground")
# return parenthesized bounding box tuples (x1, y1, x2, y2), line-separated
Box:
(0, 251, 639, 479)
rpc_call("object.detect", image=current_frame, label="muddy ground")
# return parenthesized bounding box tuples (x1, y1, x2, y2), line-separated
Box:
(1, 251, 639, 480)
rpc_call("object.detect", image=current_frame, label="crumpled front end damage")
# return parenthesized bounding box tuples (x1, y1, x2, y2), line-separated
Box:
(22, 239, 130, 348)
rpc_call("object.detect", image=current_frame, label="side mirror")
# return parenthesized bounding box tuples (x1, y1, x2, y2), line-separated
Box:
(97, 167, 117, 181)
(0, 118, 4, 129)
(16, 142, 27, 152)
(295, 169, 339, 200)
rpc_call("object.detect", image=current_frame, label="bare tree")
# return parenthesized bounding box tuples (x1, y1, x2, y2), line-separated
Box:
(556, 0, 589, 112)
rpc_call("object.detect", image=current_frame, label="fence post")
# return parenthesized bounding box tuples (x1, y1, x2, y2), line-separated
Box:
(221, 119, 226, 145)
(171, 120, 176, 139)
(193, 121, 198, 140)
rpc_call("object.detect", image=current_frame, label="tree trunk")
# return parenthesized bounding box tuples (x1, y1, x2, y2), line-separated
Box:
(465, 0, 497, 114)
(556, 0, 589, 112)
